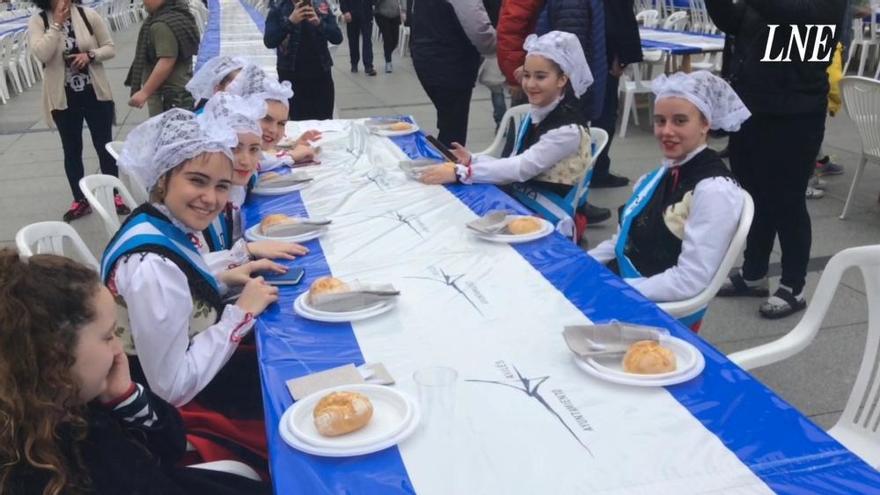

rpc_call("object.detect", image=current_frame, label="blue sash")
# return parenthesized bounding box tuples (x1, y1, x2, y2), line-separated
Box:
(614, 166, 667, 279)
(204, 204, 234, 252)
(102, 209, 220, 294)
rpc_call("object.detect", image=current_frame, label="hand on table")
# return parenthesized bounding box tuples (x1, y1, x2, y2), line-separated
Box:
(297, 129, 322, 145)
(419, 163, 458, 185)
(290, 144, 318, 163)
(220, 258, 287, 286)
(449, 142, 471, 164)
(247, 240, 310, 260)
(235, 277, 279, 315)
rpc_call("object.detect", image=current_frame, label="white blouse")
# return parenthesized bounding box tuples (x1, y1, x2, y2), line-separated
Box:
(457, 97, 582, 185)
(588, 148, 743, 303)
(110, 214, 256, 407)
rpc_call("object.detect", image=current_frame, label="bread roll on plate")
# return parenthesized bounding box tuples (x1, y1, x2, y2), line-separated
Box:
(389, 122, 413, 132)
(307, 276, 351, 305)
(260, 214, 297, 234)
(313, 391, 374, 436)
(507, 217, 543, 235)
(622, 340, 677, 374)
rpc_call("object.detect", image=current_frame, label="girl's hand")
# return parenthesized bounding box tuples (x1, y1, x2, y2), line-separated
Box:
(449, 142, 471, 165)
(220, 259, 287, 286)
(235, 277, 279, 315)
(418, 163, 458, 185)
(297, 129, 322, 145)
(98, 351, 133, 404)
(247, 240, 309, 260)
(290, 144, 317, 163)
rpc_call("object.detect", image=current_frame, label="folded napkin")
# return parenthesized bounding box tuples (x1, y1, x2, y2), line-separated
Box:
(286, 363, 395, 400)
(563, 322, 669, 358)
(263, 221, 329, 238)
(310, 283, 400, 312)
(466, 210, 512, 234)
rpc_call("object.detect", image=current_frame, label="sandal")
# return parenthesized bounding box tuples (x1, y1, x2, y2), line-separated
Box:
(759, 287, 807, 319)
(716, 273, 769, 298)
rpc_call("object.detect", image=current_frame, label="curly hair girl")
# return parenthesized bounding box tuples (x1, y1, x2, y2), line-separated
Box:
(0, 249, 100, 495)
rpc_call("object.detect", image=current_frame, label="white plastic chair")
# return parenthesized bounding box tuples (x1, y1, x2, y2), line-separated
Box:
(15, 221, 100, 271)
(839, 77, 880, 220)
(104, 141, 150, 204)
(663, 10, 689, 31)
(657, 191, 754, 319)
(475, 104, 530, 159)
(844, 17, 879, 77)
(188, 460, 261, 481)
(79, 174, 138, 239)
(618, 61, 661, 138)
(635, 9, 659, 28)
(728, 244, 880, 468)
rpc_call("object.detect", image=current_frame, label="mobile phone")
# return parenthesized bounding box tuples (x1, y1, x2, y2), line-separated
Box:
(425, 135, 458, 162)
(261, 267, 305, 286)
(297, 0, 312, 7)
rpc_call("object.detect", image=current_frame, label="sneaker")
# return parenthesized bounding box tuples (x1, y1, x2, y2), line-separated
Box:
(385, 62, 392, 73)
(590, 173, 630, 189)
(805, 186, 824, 199)
(759, 285, 807, 319)
(579, 202, 611, 225)
(365, 67, 377, 76)
(63, 199, 92, 222)
(816, 155, 844, 176)
(809, 175, 827, 189)
(351, 66, 358, 73)
(114, 193, 131, 215)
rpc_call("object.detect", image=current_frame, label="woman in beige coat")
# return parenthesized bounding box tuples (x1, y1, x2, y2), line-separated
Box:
(28, 0, 128, 222)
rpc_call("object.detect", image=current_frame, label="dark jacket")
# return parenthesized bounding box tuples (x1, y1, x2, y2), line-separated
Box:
(7, 388, 268, 494)
(604, 0, 642, 66)
(264, 0, 343, 74)
(537, 0, 607, 121)
(409, 0, 482, 90)
(706, 0, 846, 115)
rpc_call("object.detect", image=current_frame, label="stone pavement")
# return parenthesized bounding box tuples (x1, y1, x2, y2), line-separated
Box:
(1, 17, 879, 431)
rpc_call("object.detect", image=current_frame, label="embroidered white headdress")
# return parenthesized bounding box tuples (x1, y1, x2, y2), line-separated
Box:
(118, 109, 237, 191)
(652, 71, 751, 132)
(524, 31, 594, 97)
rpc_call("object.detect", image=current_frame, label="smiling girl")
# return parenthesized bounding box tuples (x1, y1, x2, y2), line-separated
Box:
(0, 250, 269, 494)
(589, 71, 750, 329)
(101, 109, 283, 466)
(419, 31, 594, 238)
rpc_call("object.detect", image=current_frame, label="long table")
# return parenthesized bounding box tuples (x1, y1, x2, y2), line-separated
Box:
(242, 120, 880, 494)
(639, 27, 724, 72)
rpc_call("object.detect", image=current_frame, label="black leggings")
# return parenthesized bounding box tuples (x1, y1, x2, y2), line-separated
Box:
(278, 69, 335, 121)
(729, 112, 825, 294)
(419, 83, 473, 147)
(51, 85, 117, 201)
(374, 14, 400, 63)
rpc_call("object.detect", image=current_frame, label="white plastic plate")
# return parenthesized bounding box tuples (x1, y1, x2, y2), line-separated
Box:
(244, 224, 326, 243)
(293, 292, 394, 323)
(574, 336, 706, 387)
(470, 216, 555, 244)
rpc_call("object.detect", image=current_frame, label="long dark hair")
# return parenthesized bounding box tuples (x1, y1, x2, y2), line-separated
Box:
(0, 249, 101, 495)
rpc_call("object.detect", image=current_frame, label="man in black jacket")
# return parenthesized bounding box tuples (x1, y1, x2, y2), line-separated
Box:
(264, 0, 343, 120)
(342, 0, 376, 75)
(709, 0, 846, 319)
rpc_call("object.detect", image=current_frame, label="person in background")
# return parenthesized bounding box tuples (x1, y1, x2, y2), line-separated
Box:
(186, 55, 249, 112)
(481, 0, 507, 127)
(586, 0, 642, 188)
(126, 0, 200, 116)
(342, 0, 376, 75)
(374, 0, 404, 73)
(409, 0, 496, 147)
(496, 0, 544, 106)
(589, 71, 748, 330)
(264, 0, 343, 120)
(708, 0, 846, 319)
(0, 250, 270, 494)
(28, 0, 126, 222)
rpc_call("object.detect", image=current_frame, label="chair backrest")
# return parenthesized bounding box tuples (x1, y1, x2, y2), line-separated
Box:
(635, 9, 660, 28)
(727, 245, 880, 467)
(657, 190, 754, 318)
(567, 127, 609, 213)
(15, 221, 100, 271)
(475, 104, 531, 159)
(79, 174, 138, 239)
(663, 10, 689, 31)
(687, 0, 713, 33)
(841, 77, 880, 161)
(105, 140, 123, 160)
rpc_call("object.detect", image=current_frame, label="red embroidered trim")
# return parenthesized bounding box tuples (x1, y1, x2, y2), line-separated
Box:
(187, 233, 202, 249)
(230, 313, 254, 343)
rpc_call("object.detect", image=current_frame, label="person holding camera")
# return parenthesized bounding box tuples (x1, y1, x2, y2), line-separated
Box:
(28, 0, 124, 222)
(265, 0, 343, 120)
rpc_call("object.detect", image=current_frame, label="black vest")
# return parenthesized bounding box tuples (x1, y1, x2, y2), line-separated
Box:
(521, 93, 588, 152)
(612, 148, 735, 277)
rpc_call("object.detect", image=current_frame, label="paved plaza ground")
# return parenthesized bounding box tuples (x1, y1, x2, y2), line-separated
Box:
(1, 21, 879, 430)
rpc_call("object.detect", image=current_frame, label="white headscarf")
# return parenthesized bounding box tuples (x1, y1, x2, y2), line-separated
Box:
(197, 92, 266, 139)
(225, 64, 294, 108)
(118, 109, 237, 192)
(652, 71, 751, 132)
(186, 56, 249, 102)
(523, 31, 594, 98)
